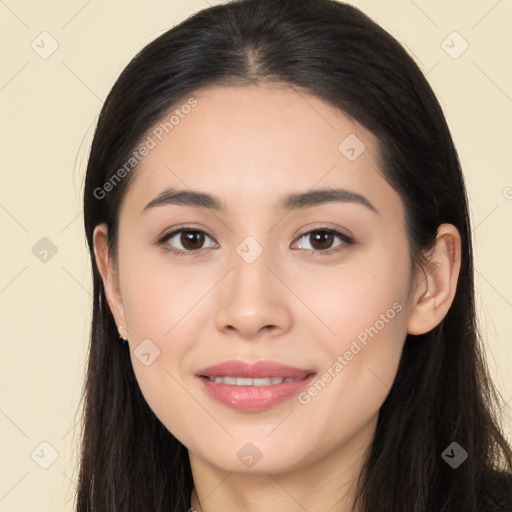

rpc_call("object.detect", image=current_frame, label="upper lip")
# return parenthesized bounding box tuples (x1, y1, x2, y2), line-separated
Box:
(195, 360, 316, 379)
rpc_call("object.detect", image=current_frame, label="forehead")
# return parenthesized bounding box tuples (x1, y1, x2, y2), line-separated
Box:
(120, 84, 400, 219)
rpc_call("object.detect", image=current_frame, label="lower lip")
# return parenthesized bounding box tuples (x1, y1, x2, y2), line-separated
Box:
(197, 374, 316, 412)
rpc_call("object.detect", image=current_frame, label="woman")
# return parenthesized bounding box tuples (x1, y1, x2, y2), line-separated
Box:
(78, 0, 512, 510)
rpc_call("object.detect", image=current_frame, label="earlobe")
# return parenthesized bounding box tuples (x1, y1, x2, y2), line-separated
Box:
(407, 224, 462, 335)
(92, 223, 128, 331)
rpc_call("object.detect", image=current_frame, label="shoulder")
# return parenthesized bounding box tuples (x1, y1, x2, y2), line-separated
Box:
(478, 469, 512, 512)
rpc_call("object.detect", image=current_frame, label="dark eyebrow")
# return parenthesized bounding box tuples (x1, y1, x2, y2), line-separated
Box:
(142, 187, 378, 214)
(142, 188, 225, 213)
(279, 188, 378, 213)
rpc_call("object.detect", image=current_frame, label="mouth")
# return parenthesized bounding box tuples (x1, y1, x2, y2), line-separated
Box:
(195, 359, 315, 379)
(201, 375, 310, 386)
(195, 360, 316, 412)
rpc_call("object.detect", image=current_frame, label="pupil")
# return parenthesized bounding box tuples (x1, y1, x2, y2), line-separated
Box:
(182, 231, 204, 249)
(312, 231, 332, 250)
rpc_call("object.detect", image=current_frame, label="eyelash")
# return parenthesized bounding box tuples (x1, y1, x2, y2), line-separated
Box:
(157, 227, 354, 257)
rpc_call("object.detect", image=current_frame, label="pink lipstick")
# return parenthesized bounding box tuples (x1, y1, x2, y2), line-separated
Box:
(195, 360, 316, 412)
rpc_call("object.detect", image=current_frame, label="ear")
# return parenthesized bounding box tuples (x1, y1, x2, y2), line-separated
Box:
(407, 224, 462, 335)
(92, 223, 129, 339)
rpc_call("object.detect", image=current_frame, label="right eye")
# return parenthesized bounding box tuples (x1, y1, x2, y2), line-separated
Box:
(158, 228, 218, 255)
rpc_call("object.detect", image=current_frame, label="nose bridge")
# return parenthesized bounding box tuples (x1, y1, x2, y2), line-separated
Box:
(230, 234, 276, 304)
(213, 232, 292, 337)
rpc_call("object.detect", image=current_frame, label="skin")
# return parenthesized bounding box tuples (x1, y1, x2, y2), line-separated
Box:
(93, 84, 461, 512)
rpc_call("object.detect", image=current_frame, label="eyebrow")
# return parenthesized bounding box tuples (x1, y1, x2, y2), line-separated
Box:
(142, 187, 378, 214)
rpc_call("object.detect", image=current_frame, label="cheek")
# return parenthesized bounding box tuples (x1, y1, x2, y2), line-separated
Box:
(304, 287, 407, 404)
(121, 259, 203, 442)
(118, 249, 212, 421)
(297, 244, 411, 411)
(320, 275, 408, 347)
(304, 242, 411, 345)
(119, 244, 206, 341)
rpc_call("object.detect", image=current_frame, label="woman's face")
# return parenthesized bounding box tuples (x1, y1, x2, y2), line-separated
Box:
(95, 84, 421, 474)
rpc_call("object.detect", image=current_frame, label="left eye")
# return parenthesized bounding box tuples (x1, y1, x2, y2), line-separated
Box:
(292, 228, 352, 254)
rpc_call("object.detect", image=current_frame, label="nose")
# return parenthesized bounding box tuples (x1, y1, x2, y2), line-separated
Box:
(214, 244, 293, 341)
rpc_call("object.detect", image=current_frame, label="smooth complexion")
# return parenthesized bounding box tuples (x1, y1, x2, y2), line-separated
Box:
(93, 84, 461, 512)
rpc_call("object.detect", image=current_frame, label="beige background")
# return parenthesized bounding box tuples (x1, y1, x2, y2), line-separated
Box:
(0, 1, 511, 510)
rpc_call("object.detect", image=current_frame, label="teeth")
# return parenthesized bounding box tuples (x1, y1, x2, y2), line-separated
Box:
(207, 376, 302, 386)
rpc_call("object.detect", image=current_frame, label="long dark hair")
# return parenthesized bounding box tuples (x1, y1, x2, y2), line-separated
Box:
(78, 0, 512, 510)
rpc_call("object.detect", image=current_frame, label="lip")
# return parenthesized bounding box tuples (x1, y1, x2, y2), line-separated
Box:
(195, 360, 316, 412)
(195, 360, 315, 379)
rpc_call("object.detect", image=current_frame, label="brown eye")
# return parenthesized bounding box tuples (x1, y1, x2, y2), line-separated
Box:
(293, 228, 353, 255)
(308, 230, 335, 250)
(160, 228, 217, 254)
(179, 230, 205, 250)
